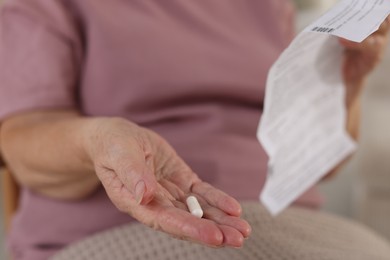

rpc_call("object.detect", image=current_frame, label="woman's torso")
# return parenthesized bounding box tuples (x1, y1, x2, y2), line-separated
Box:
(3, 1, 320, 259)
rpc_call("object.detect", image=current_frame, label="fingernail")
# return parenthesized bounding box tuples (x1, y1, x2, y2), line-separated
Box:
(135, 181, 146, 205)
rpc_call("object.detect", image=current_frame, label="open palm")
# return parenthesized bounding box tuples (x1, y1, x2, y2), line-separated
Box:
(87, 118, 251, 248)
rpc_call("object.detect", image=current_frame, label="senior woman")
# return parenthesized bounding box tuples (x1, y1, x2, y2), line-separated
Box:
(0, 0, 389, 259)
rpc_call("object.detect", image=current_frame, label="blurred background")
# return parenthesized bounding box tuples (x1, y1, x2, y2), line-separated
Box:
(296, 0, 390, 240)
(0, 0, 389, 258)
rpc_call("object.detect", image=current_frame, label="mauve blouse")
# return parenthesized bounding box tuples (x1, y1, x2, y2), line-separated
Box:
(0, 1, 322, 259)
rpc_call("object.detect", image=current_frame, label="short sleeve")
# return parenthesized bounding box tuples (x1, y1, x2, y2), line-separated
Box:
(0, 0, 82, 121)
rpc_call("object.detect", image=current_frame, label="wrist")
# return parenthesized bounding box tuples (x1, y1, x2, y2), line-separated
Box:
(345, 78, 365, 109)
(80, 116, 106, 168)
(81, 117, 140, 167)
(344, 80, 364, 141)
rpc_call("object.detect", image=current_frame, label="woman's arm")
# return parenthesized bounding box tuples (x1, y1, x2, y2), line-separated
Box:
(0, 110, 99, 199)
(324, 17, 390, 179)
(345, 85, 362, 141)
(0, 109, 250, 247)
(343, 16, 390, 140)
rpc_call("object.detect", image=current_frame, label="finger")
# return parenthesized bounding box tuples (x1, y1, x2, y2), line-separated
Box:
(159, 179, 186, 200)
(171, 199, 188, 211)
(110, 141, 158, 206)
(339, 33, 383, 49)
(338, 16, 390, 48)
(341, 34, 388, 80)
(155, 182, 176, 202)
(191, 182, 242, 217)
(376, 15, 390, 35)
(219, 225, 245, 248)
(154, 206, 224, 246)
(98, 167, 135, 213)
(200, 202, 251, 238)
(156, 180, 188, 210)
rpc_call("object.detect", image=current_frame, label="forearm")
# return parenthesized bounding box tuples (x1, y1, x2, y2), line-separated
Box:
(345, 80, 364, 141)
(326, 17, 390, 178)
(0, 109, 99, 199)
(323, 80, 363, 180)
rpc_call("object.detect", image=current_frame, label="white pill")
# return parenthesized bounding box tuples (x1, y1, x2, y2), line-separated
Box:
(186, 196, 203, 218)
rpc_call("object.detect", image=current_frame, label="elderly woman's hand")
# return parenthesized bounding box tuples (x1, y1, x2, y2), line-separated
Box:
(341, 16, 390, 140)
(84, 117, 251, 248)
(324, 17, 390, 180)
(340, 16, 390, 103)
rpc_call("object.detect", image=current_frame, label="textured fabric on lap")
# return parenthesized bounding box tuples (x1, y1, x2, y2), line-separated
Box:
(52, 202, 390, 260)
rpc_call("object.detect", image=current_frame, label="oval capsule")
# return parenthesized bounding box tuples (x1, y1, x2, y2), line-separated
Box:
(186, 196, 203, 218)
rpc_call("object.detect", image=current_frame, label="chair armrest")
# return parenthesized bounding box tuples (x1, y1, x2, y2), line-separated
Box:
(0, 124, 4, 167)
(1, 168, 20, 232)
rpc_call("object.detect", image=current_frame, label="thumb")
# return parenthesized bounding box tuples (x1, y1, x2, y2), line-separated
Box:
(114, 147, 158, 206)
